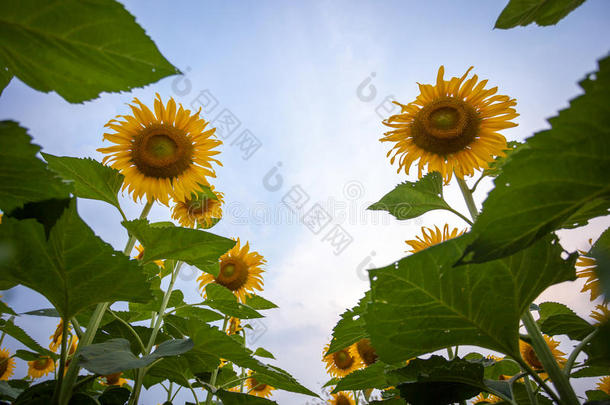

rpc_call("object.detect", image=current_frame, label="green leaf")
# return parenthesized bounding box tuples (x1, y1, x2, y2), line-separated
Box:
(13, 380, 55, 405)
(540, 313, 595, 340)
(204, 284, 263, 319)
(327, 292, 369, 354)
(571, 365, 610, 378)
(496, 383, 553, 404)
(0, 121, 69, 212)
(79, 338, 193, 375)
(95, 320, 169, 355)
(590, 227, 610, 301)
(147, 355, 194, 387)
(0, 199, 153, 319)
(0, 380, 22, 400)
(462, 56, 610, 264)
(253, 347, 275, 359)
(0, 0, 178, 103)
(333, 362, 392, 393)
(537, 301, 576, 323)
(0, 67, 11, 96)
(584, 322, 610, 367)
(21, 308, 60, 317)
(483, 141, 524, 177)
(122, 219, 235, 276)
(244, 295, 278, 310)
(216, 390, 278, 404)
(364, 233, 575, 363)
(0, 300, 16, 316)
(14, 349, 42, 361)
(0, 318, 54, 356)
(42, 154, 124, 211)
(586, 389, 610, 402)
(174, 306, 224, 323)
(368, 172, 451, 220)
(494, 0, 586, 29)
(99, 387, 131, 405)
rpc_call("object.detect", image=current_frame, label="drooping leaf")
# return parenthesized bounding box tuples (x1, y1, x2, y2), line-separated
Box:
(368, 172, 451, 220)
(0, 0, 179, 103)
(0, 199, 152, 319)
(364, 233, 575, 363)
(462, 56, 610, 264)
(42, 154, 124, 211)
(216, 390, 278, 404)
(590, 227, 610, 300)
(495, 0, 586, 29)
(327, 292, 369, 354)
(204, 284, 263, 319)
(0, 318, 54, 357)
(0, 121, 69, 212)
(122, 219, 235, 276)
(79, 338, 193, 375)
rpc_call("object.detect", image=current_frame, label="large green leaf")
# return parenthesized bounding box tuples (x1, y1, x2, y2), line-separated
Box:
(122, 219, 235, 277)
(0, 0, 178, 103)
(216, 390, 278, 404)
(590, 227, 610, 300)
(364, 234, 575, 363)
(204, 284, 263, 319)
(0, 121, 69, 212)
(0, 68, 11, 96)
(146, 355, 194, 387)
(332, 362, 392, 393)
(462, 56, 610, 264)
(79, 338, 193, 375)
(244, 295, 278, 310)
(495, 0, 586, 29)
(368, 172, 452, 220)
(326, 293, 369, 354)
(42, 154, 124, 211)
(540, 313, 595, 340)
(0, 199, 152, 319)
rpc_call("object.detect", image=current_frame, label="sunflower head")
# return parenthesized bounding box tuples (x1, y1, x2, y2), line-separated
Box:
(134, 244, 165, 269)
(0, 348, 15, 381)
(322, 343, 361, 378)
(519, 335, 566, 373)
(597, 376, 610, 395)
(405, 224, 466, 253)
(98, 94, 222, 205)
(382, 66, 518, 183)
(329, 391, 355, 405)
(49, 319, 69, 352)
(246, 372, 275, 398)
(197, 238, 265, 303)
(28, 356, 55, 379)
(576, 250, 605, 302)
(171, 186, 224, 229)
(102, 371, 128, 386)
(472, 393, 502, 404)
(355, 338, 378, 366)
(590, 304, 610, 325)
(226, 317, 243, 335)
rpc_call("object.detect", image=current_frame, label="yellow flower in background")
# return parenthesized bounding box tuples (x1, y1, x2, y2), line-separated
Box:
(381, 66, 518, 183)
(102, 371, 129, 386)
(171, 186, 224, 228)
(329, 391, 356, 405)
(472, 393, 502, 404)
(98, 94, 222, 205)
(246, 372, 275, 398)
(519, 335, 566, 376)
(27, 356, 55, 378)
(597, 376, 610, 395)
(226, 317, 243, 335)
(0, 348, 15, 380)
(134, 244, 165, 269)
(322, 343, 361, 378)
(590, 304, 610, 325)
(354, 338, 378, 366)
(197, 238, 265, 303)
(405, 224, 466, 253)
(576, 250, 604, 302)
(49, 319, 71, 352)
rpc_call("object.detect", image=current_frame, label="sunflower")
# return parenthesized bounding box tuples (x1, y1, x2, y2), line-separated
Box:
(355, 338, 378, 366)
(519, 335, 566, 377)
(63, 336, 78, 374)
(226, 317, 243, 335)
(323, 343, 361, 378)
(98, 94, 222, 205)
(49, 319, 71, 352)
(0, 348, 15, 380)
(102, 371, 128, 386)
(590, 304, 610, 326)
(28, 356, 55, 378)
(381, 66, 518, 183)
(171, 186, 224, 228)
(246, 372, 275, 398)
(576, 250, 605, 302)
(134, 244, 165, 269)
(197, 238, 265, 303)
(597, 376, 610, 395)
(472, 393, 502, 404)
(405, 224, 466, 253)
(329, 391, 356, 405)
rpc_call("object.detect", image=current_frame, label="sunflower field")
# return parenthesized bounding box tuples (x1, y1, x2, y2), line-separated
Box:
(0, 0, 608, 405)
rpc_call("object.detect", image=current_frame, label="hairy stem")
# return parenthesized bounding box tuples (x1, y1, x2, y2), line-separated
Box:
(456, 176, 479, 221)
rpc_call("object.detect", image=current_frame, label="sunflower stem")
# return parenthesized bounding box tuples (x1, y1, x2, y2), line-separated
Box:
(108, 309, 146, 354)
(522, 375, 539, 405)
(564, 328, 598, 376)
(521, 311, 579, 405)
(52, 318, 69, 404)
(445, 206, 473, 226)
(446, 346, 454, 360)
(59, 200, 154, 405)
(456, 176, 478, 221)
(187, 380, 201, 405)
(206, 316, 230, 405)
(130, 260, 183, 405)
(70, 317, 83, 339)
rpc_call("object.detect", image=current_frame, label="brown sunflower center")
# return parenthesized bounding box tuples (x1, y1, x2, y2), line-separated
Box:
(524, 345, 543, 370)
(105, 372, 122, 385)
(33, 358, 49, 370)
(336, 395, 351, 405)
(412, 97, 480, 154)
(250, 377, 267, 391)
(356, 338, 378, 366)
(131, 124, 194, 178)
(0, 357, 9, 375)
(216, 259, 248, 291)
(187, 198, 214, 218)
(333, 349, 354, 370)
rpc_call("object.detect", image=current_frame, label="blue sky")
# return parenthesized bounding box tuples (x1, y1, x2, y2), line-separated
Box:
(1, 0, 609, 403)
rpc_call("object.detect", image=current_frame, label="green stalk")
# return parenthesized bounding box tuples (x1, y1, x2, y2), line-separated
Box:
(59, 200, 154, 405)
(108, 309, 146, 353)
(522, 375, 538, 405)
(456, 176, 479, 220)
(564, 329, 598, 376)
(521, 311, 579, 405)
(52, 318, 70, 404)
(206, 316, 230, 405)
(187, 380, 200, 405)
(129, 261, 183, 404)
